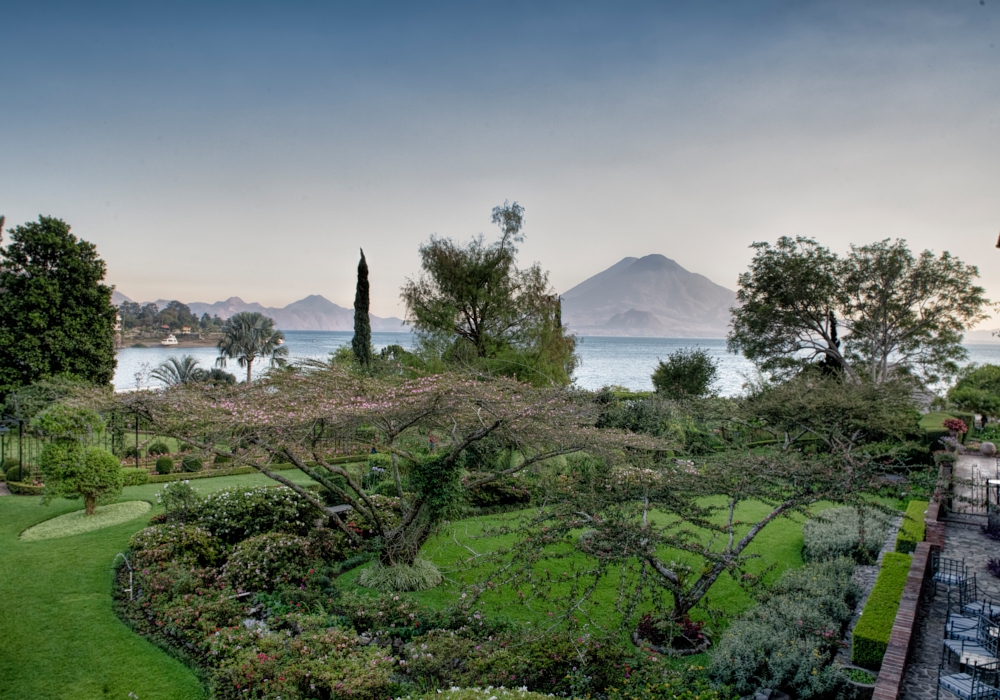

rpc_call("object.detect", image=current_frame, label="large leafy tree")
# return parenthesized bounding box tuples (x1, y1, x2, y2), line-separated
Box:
(0, 216, 117, 398)
(352, 249, 373, 367)
(728, 236, 989, 384)
(401, 202, 577, 385)
(949, 364, 1000, 424)
(216, 311, 289, 383)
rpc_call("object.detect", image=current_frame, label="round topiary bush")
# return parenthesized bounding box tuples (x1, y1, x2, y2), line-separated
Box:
(213, 454, 232, 465)
(181, 457, 203, 473)
(223, 532, 314, 591)
(155, 457, 174, 474)
(2, 458, 19, 474)
(129, 523, 223, 567)
(147, 441, 170, 457)
(4, 463, 24, 483)
(123, 446, 143, 460)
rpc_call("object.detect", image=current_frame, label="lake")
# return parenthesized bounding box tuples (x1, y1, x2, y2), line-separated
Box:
(113, 331, 1000, 396)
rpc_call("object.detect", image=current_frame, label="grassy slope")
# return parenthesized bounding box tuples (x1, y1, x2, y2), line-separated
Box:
(0, 470, 316, 700)
(342, 499, 839, 633)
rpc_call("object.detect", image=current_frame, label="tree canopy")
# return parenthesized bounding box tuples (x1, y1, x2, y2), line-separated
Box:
(949, 364, 1000, 423)
(728, 236, 989, 384)
(651, 348, 718, 399)
(216, 312, 288, 383)
(0, 216, 117, 399)
(401, 202, 577, 385)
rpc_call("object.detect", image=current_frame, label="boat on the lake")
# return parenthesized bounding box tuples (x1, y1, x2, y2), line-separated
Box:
(160, 335, 178, 346)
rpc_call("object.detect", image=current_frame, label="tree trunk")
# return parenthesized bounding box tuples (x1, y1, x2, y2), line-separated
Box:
(85, 495, 96, 516)
(246, 359, 253, 384)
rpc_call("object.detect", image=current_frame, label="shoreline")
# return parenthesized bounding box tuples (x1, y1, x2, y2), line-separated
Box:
(120, 339, 219, 349)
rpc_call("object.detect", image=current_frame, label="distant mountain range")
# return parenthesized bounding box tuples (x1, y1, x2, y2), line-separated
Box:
(560, 254, 736, 338)
(111, 291, 408, 332)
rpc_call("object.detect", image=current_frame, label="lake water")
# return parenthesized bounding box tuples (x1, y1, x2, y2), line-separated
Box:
(113, 331, 1000, 396)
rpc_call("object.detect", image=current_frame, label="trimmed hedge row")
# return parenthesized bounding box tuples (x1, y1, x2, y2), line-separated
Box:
(895, 500, 928, 554)
(6, 481, 45, 496)
(852, 552, 912, 669)
(122, 468, 150, 486)
(148, 465, 258, 483)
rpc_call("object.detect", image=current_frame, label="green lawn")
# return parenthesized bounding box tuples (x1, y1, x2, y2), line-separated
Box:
(0, 470, 317, 700)
(0, 469, 870, 697)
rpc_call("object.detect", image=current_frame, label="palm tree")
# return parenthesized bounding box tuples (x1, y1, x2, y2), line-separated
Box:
(216, 312, 289, 383)
(150, 355, 203, 386)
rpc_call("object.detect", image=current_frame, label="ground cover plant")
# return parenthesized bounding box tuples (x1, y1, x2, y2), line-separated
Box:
(709, 557, 860, 698)
(20, 500, 151, 541)
(801, 505, 893, 564)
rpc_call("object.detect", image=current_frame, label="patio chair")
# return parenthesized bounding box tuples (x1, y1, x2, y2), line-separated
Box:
(934, 553, 970, 587)
(953, 574, 1000, 619)
(944, 614, 1000, 668)
(937, 659, 1000, 700)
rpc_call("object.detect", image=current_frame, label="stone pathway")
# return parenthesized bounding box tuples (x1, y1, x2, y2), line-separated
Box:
(900, 518, 1000, 700)
(0, 482, 9, 496)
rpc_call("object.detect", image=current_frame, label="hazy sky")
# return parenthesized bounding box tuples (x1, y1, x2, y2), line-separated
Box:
(2, 1, 998, 323)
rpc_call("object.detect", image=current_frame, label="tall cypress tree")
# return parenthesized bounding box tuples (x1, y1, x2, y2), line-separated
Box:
(352, 249, 373, 367)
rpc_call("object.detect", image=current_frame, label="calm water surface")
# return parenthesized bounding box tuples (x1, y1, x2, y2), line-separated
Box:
(113, 332, 1000, 396)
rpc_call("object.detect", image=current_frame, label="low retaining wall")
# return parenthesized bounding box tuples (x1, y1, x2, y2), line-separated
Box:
(871, 464, 949, 700)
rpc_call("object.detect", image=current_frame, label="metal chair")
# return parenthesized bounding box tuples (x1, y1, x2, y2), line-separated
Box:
(952, 574, 1000, 619)
(937, 659, 1000, 700)
(934, 553, 971, 587)
(950, 588, 984, 641)
(944, 615, 1000, 668)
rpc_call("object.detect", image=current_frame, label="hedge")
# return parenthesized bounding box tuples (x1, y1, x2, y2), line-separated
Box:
(895, 500, 928, 554)
(122, 468, 150, 486)
(852, 552, 913, 669)
(6, 481, 45, 496)
(148, 465, 257, 483)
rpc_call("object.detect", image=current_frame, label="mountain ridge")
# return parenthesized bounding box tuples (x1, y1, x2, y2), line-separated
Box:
(560, 254, 736, 338)
(113, 292, 408, 332)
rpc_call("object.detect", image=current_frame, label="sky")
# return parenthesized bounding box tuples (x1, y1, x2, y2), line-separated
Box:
(1, 1, 999, 323)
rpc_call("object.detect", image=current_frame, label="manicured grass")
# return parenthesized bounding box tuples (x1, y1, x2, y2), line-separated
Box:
(20, 501, 152, 542)
(0, 470, 317, 700)
(343, 498, 836, 637)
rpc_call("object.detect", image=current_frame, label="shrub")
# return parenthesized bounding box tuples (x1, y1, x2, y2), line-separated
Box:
(7, 481, 44, 495)
(123, 445, 143, 459)
(463, 472, 533, 509)
(4, 463, 24, 483)
(147, 441, 170, 456)
(344, 494, 403, 539)
(181, 457, 203, 472)
(802, 506, 894, 564)
(895, 500, 928, 553)
(122, 467, 150, 486)
(2, 457, 19, 473)
(852, 552, 912, 669)
(157, 480, 202, 516)
(934, 451, 957, 468)
(188, 486, 323, 544)
(208, 625, 395, 700)
(223, 532, 315, 591)
(155, 457, 174, 474)
(943, 418, 968, 433)
(710, 557, 859, 699)
(213, 453, 232, 465)
(129, 523, 223, 567)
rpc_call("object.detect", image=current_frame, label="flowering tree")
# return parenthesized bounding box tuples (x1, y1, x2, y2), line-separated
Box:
(112, 365, 650, 585)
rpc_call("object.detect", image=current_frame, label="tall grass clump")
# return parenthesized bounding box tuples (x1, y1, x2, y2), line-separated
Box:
(802, 506, 894, 564)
